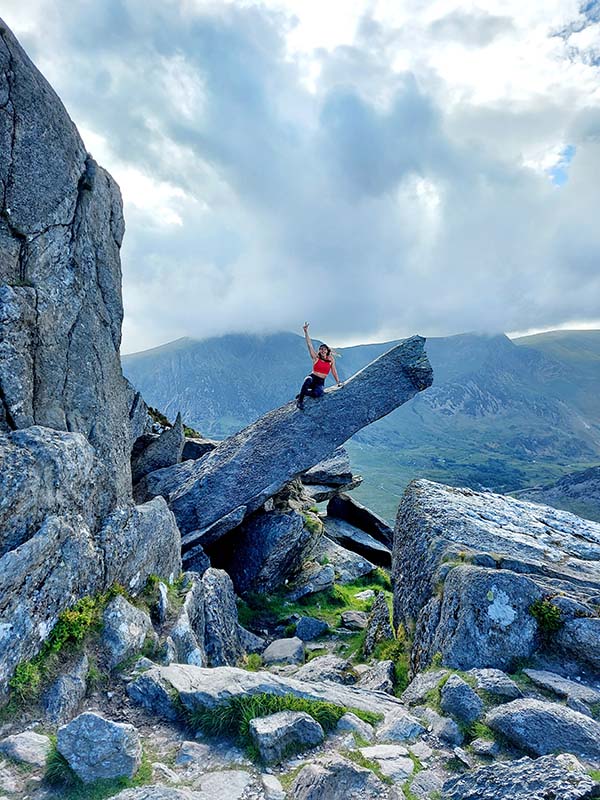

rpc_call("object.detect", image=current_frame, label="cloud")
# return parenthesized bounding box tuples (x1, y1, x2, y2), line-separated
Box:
(429, 10, 515, 47)
(2, 0, 599, 352)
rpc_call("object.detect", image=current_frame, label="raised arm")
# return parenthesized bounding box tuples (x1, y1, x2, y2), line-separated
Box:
(303, 322, 318, 361)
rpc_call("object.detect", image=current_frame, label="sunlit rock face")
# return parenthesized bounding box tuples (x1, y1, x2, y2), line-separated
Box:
(392, 479, 600, 673)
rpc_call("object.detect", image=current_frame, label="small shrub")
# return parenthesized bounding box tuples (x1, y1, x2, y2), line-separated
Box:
(9, 660, 43, 702)
(303, 513, 323, 536)
(183, 424, 202, 437)
(283, 622, 297, 637)
(46, 596, 101, 653)
(241, 653, 263, 671)
(148, 406, 171, 428)
(530, 598, 563, 640)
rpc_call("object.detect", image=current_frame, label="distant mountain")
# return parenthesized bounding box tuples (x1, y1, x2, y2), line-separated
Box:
(122, 330, 600, 522)
(512, 464, 600, 523)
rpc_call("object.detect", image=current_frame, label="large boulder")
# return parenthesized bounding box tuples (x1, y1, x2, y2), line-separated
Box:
(127, 663, 406, 721)
(393, 480, 600, 673)
(0, 19, 133, 505)
(209, 509, 320, 594)
(290, 753, 387, 799)
(442, 754, 598, 800)
(486, 698, 600, 759)
(138, 336, 433, 536)
(249, 711, 324, 763)
(57, 712, 142, 783)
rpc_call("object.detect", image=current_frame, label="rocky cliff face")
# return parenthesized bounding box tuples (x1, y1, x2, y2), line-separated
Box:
(0, 19, 131, 504)
(0, 17, 181, 695)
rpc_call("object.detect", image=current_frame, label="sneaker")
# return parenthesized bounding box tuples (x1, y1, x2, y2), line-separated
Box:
(295, 398, 305, 410)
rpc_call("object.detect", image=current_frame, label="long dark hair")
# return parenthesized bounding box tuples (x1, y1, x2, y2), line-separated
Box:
(318, 343, 332, 362)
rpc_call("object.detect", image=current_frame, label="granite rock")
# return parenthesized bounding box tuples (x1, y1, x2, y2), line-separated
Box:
(57, 712, 142, 783)
(249, 710, 324, 763)
(442, 754, 598, 800)
(486, 698, 600, 759)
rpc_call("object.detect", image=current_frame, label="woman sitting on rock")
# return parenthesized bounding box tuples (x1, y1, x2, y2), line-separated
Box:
(295, 322, 342, 410)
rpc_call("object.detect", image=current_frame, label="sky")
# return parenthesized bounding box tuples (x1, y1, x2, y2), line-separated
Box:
(3, 0, 600, 353)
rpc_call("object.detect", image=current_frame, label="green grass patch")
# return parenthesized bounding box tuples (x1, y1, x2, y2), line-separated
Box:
(303, 513, 323, 536)
(465, 721, 495, 742)
(588, 769, 600, 781)
(237, 574, 392, 634)
(45, 740, 153, 799)
(240, 653, 263, 671)
(186, 693, 381, 755)
(372, 627, 412, 692)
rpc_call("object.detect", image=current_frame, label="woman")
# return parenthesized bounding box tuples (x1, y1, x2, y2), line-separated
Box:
(295, 322, 342, 410)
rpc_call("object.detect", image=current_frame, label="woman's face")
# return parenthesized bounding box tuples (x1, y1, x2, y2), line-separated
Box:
(318, 346, 328, 358)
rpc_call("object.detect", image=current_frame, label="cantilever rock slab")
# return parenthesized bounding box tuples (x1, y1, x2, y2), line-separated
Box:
(140, 336, 432, 537)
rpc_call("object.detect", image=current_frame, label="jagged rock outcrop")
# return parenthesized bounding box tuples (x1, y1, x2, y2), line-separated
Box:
(137, 336, 432, 538)
(300, 447, 362, 501)
(0, 19, 133, 504)
(324, 516, 391, 567)
(0, 426, 112, 556)
(0, 493, 181, 698)
(0, 20, 186, 695)
(392, 480, 600, 673)
(132, 412, 185, 487)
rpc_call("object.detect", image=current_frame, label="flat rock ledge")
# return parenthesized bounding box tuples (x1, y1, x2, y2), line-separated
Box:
(127, 663, 407, 722)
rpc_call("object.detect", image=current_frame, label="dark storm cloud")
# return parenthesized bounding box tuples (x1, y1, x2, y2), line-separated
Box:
(3, 1, 599, 351)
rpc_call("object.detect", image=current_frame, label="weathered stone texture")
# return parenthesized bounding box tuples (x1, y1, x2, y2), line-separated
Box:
(393, 480, 600, 673)
(0, 20, 132, 503)
(57, 712, 142, 783)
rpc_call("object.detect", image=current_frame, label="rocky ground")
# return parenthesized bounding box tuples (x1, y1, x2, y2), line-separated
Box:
(2, 14, 600, 800)
(1, 553, 600, 800)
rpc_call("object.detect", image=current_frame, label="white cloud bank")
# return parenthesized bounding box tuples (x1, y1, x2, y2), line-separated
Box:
(3, 0, 600, 352)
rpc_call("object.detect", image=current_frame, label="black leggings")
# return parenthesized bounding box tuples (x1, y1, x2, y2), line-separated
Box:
(298, 373, 325, 403)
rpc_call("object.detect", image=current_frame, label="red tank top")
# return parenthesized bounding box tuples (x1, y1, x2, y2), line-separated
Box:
(313, 357, 331, 375)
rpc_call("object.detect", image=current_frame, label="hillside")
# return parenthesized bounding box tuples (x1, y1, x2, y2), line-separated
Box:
(122, 330, 600, 522)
